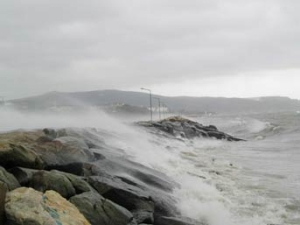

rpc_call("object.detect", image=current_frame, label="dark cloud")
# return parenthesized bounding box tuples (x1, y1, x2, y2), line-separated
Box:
(0, 0, 300, 98)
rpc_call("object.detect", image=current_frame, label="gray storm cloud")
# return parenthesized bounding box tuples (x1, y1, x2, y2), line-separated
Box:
(0, 0, 300, 98)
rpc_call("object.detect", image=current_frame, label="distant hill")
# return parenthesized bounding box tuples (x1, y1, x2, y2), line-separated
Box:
(8, 90, 300, 114)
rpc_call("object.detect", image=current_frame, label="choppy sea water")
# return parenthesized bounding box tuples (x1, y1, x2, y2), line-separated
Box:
(106, 112, 300, 225)
(0, 109, 299, 225)
(183, 112, 300, 225)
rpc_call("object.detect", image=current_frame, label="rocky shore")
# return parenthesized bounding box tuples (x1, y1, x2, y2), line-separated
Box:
(137, 116, 245, 141)
(0, 117, 240, 225)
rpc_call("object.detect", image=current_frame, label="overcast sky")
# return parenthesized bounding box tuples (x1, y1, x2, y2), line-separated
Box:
(1, 0, 300, 99)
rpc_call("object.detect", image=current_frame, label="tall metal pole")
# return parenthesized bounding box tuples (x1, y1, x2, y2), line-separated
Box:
(161, 102, 168, 119)
(154, 97, 161, 120)
(141, 88, 152, 121)
(158, 99, 161, 120)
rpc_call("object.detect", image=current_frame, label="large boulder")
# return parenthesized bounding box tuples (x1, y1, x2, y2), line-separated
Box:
(7, 167, 37, 186)
(61, 172, 94, 194)
(70, 191, 134, 225)
(0, 182, 8, 224)
(87, 175, 177, 223)
(36, 136, 95, 166)
(45, 162, 89, 176)
(30, 170, 76, 198)
(0, 166, 20, 191)
(0, 144, 44, 169)
(88, 175, 154, 212)
(88, 154, 179, 218)
(132, 210, 154, 224)
(0, 129, 96, 170)
(5, 187, 91, 225)
(86, 152, 178, 221)
(9, 167, 93, 195)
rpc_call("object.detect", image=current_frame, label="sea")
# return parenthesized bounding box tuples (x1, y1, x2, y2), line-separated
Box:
(0, 109, 299, 225)
(108, 111, 300, 225)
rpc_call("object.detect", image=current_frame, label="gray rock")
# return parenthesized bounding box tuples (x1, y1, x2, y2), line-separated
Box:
(9, 167, 93, 195)
(154, 216, 206, 225)
(8, 167, 37, 186)
(138, 116, 245, 141)
(43, 128, 57, 139)
(88, 175, 154, 212)
(70, 191, 133, 225)
(0, 144, 44, 169)
(88, 174, 178, 221)
(132, 210, 154, 224)
(0, 166, 20, 191)
(5, 187, 91, 225)
(0, 182, 8, 224)
(30, 170, 76, 198)
(45, 162, 87, 176)
(60, 171, 94, 194)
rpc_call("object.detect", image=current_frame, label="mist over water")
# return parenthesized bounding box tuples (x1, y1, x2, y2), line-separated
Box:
(0, 107, 299, 225)
(0, 108, 134, 133)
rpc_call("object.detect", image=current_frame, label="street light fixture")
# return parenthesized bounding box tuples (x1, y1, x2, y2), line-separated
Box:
(141, 88, 152, 121)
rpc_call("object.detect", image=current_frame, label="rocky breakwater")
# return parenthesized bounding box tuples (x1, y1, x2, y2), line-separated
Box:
(0, 128, 205, 225)
(138, 116, 245, 141)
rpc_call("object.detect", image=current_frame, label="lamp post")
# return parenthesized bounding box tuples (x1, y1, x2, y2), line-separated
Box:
(154, 97, 161, 120)
(141, 88, 152, 121)
(161, 101, 167, 119)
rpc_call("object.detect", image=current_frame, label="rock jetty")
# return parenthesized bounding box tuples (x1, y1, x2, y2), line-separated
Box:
(138, 116, 245, 141)
(0, 127, 206, 225)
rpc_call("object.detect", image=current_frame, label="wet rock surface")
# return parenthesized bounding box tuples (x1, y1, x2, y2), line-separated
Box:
(70, 191, 134, 225)
(0, 182, 7, 224)
(5, 187, 91, 225)
(138, 116, 245, 141)
(0, 127, 208, 225)
(0, 167, 20, 191)
(155, 216, 206, 225)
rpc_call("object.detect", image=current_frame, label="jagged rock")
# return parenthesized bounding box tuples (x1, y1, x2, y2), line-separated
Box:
(154, 216, 206, 225)
(137, 116, 245, 141)
(0, 182, 7, 224)
(61, 172, 94, 194)
(38, 128, 67, 141)
(5, 187, 91, 225)
(0, 129, 96, 168)
(30, 170, 76, 198)
(36, 128, 58, 143)
(43, 128, 57, 139)
(70, 191, 134, 225)
(45, 162, 92, 176)
(86, 153, 178, 219)
(0, 143, 44, 169)
(8, 167, 37, 186)
(88, 176, 154, 212)
(89, 155, 175, 192)
(87, 174, 177, 222)
(0, 166, 20, 191)
(37, 137, 95, 166)
(10, 167, 93, 195)
(132, 210, 154, 224)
